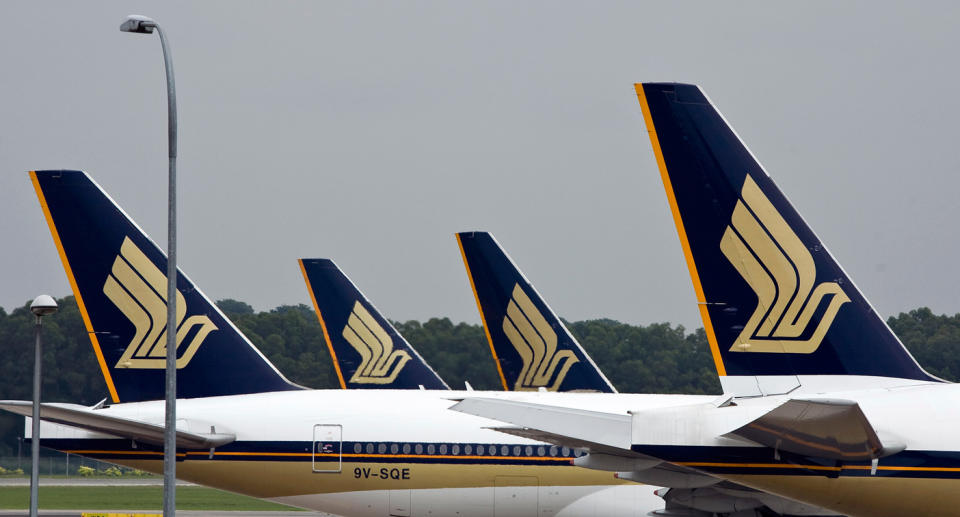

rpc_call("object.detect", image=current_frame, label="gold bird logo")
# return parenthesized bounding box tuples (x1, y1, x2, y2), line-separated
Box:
(104, 237, 218, 369)
(342, 301, 411, 384)
(502, 284, 579, 390)
(720, 176, 849, 353)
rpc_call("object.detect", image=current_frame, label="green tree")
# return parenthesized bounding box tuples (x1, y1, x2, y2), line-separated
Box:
(227, 303, 339, 389)
(394, 318, 501, 390)
(217, 299, 254, 317)
(0, 296, 108, 456)
(888, 308, 960, 381)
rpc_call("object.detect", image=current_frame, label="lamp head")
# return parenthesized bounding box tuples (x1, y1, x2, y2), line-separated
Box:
(30, 295, 58, 317)
(120, 15, 157, 34)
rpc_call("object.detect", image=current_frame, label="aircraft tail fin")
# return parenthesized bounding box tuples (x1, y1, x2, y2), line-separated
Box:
(456, 231, 616, 392)
(299, 258, 449, 390)
(30, 170, 301, 403)
(633, 83, 938, 394)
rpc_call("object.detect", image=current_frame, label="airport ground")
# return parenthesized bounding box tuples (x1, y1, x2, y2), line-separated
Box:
(0, 513, 324, 517)
(0, 477, 331, 516)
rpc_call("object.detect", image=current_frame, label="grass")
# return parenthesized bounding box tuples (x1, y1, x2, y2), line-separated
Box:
(0, 486, 301, 511)
(0, 474, 159, 479)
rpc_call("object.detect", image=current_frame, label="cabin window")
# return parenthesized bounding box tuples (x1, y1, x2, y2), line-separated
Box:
(428, 444, 436, 455)
(562, 447, 570, 456)
(415, 444, 424, 454)
(353, 443, 362, 454)
(476, 445, 485, 455)
(464, 444, 473, 455)
(500, 445, 509, 456)
(402, 444, 411, 454)
(452, 444, 460, 455)
(365, 443, 374, 454)
(378, 443, 387, 454)
(537, 446, 546, 456)
(390, 444, 399, 454)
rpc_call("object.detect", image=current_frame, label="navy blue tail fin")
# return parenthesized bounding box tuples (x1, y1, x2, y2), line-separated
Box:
(299, 258, 449, 390)
(31, 170, 301, 403)
(456, 231, 617, 393)
(634, 83, 938, 390)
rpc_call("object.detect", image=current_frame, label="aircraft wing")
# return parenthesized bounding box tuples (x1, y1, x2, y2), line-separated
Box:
(453, 397, 632, 449)
(452, 398, 719, 488)
(487, 426, 636, 459)
(452, 397, 842, 515)
(0, 400, 235, 449)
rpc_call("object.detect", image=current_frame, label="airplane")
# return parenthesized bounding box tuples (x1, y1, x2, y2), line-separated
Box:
(9, 169, 685, 516)
(298, 257, 449, 390)
(299, 234, 840, 514)
(451, 83, 952, 517)
(13, 169, 840, 516)
(456, 231, 617, 393)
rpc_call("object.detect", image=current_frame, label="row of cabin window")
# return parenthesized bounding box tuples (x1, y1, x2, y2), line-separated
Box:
(350, 442, 585, 457)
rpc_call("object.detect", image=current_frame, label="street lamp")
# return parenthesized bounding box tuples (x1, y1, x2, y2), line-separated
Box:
(29, 294, 57, 517)
(120, 14, 179, 517)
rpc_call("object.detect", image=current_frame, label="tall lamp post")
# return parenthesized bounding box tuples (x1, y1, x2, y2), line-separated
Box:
(29, 294, 57, 517)
(119, 14, 178, 517)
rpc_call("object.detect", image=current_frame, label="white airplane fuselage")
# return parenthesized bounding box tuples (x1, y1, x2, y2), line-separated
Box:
(35, 389, 711, 516)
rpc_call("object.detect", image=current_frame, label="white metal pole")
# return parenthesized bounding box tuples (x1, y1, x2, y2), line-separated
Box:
(156, 23, 178, 517)
(119, 17, 178, 516)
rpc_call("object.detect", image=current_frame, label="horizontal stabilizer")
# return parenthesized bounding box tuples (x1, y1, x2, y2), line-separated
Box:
(451, 397, 631, 450)
(726, 398, 899, 461)
(0, 400, 234, 449)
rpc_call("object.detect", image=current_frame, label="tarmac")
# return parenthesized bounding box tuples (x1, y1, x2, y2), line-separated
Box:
(0, 512, 329, 517)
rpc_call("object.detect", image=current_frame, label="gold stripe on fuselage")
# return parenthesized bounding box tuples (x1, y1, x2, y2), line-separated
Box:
(101, 459, 629, 498)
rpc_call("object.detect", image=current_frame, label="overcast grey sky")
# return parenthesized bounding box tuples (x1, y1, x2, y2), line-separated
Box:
(2, 2, 959, 331)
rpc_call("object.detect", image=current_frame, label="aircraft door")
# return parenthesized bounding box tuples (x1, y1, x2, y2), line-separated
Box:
(389, 489, 411, 517)
(311, 424, 342, 473)
(494, 476, 538, 517)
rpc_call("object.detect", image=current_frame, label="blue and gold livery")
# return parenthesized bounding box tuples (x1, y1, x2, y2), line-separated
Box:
(634, 83, 938, 381)
(456, 231, 616, 393)
(30, 170, 301, 402)
(299, 258, 449, 390)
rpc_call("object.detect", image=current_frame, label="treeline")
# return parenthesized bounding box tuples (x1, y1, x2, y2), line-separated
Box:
(0, 297, 957, 454)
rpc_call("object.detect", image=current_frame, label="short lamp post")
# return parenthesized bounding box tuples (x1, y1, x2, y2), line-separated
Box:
(119, 14, 179, 517)
(29, 294, 57, 517)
